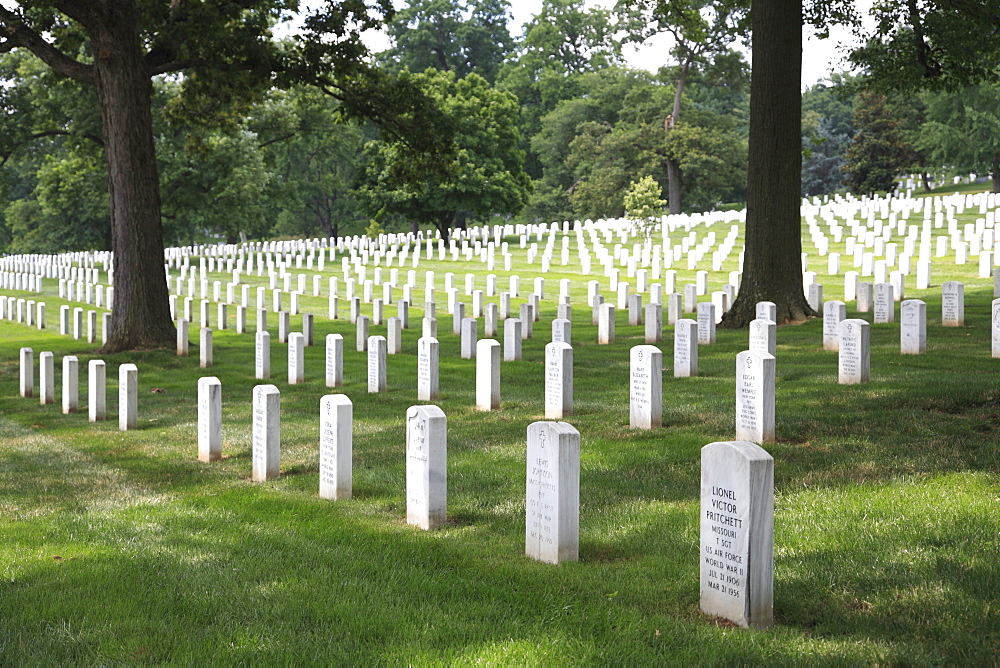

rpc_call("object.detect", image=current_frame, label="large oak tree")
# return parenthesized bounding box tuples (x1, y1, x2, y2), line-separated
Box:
(0, 1, 443, 351)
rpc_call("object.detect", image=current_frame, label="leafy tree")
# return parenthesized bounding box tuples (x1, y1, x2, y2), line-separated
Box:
(379, 0, 515, 84)
(624, 175, 666, 237)
(917, 84, 1000, 193)
(616, 0, 745, 213)
(801, 116, 848, 196)
(355, 70, 530, 239)
(842, 90, 911, 196)
(850, 1, 1000, 92)
(497, 0, 624, 177)
(250, 86, 369, 240)
(0, 1, 447, 351)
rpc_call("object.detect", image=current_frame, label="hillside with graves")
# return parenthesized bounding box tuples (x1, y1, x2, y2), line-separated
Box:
(1, 190, 997, 662)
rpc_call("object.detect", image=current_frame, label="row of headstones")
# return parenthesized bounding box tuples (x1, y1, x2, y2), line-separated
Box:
(17, 348, 137, 429)
(208, 383, 774, 628)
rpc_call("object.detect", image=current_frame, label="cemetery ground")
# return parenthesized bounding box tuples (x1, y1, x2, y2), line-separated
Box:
(2, 218, 999, 663)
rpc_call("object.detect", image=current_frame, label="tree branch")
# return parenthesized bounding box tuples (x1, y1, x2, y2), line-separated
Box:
(0, 6, 94, 83)
(0, 130, 104, 169)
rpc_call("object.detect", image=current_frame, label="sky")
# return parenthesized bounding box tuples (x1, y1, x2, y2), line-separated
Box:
(354, 0, 874, 90)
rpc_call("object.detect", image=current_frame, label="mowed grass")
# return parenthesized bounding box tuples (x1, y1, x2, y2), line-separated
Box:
(2, 214, 999, 663)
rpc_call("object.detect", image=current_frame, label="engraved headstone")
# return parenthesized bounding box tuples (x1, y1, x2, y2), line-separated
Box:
(406, 404, 447, 530)
(645, 303, 663, 343)
(198, 376, 222, 462)
(319, 394, 352, 500)
(551, 318, 571, 344)
(252, 384, 280, 481)
(942, 281, 964, 326)
(697, 302, 716, 345)
(417, 336, 439, 400)
(735, 350, 776, 443)
(367, 335, 387, 393)
(326, 333, 343, 387)
(873, 283, 894, 324)
(544, 342, 573, 419)
(255, 330, 271, 380)
(748, 319, 776, 357)
(901, 299, 927, 355)
(525, 421, 580, 564)
(857, 281, 873, 313)
(838, 319, 870, 384)
(630, 345, 662, 429)
(288, 332, 305, 384)
(674, 319, 698, 378)
(700, 440, 773, 628)
(823, 301, 846, 351)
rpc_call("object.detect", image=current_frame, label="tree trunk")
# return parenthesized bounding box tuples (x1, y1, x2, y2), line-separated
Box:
(921, 171, 933, 191)
(991, 155, 1000, 193)
(721, 0, 813, 329)
(92, 3, 174, 352)
(665, 59, 690, 215)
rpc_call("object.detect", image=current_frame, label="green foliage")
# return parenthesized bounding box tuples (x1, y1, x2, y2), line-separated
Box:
(842, 90, 911, 196)
(916, 84, 1000, 192)
(850, 1, 1000, 92)
(623, 175, 665, 237)
(379, 0, 515, 84)
(356, 70, 531, 238)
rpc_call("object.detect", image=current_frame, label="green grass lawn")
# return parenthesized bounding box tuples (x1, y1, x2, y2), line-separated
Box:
(1, 207, 999, 663)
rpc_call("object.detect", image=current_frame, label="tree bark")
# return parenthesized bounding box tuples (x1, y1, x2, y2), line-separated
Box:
(665, 58, 690, 215)
(991, 155, 1000, 193)
(721, 0, 814, 329)
(91, 3, 175, 351)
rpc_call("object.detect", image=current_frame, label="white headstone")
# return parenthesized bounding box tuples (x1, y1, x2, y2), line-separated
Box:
(255, 330, 271, 380)
(525, 421, 580, 564)
(645, 303, 662, 343)
(198, 376, 222, 462)
(367, 335, 387, 393)
(697, 302, 716, 345)
(700, 440, 773, 628)
(504, 319, 522, 361)
(176, 319, 189, 356)
(460, 317, 478, 359)
(88, 359, 105, 422)
(748, 319, 776, 357)
(406, 404, 447, 530)
(598, 303, 615, 344)
(325, 333, 343, 387)
(417, 336, 439, 401)
(822, 301, 846, 351)
(544, 341, 573, 419)
(901, 299, 927, 355)
(942, 281, 964, 326)
(118, 363, 138, 431)
(674, 319, 699, 378)
(252, 384, 280, 481)
(200, 328, 213, 368)
(38, 351, 56, 406)
(356, 315, 369, 352)
(19, 347, 33, 398)
(873, 283, 894, 324)
(476, 339, 501, 410)
(735, 350, 776, 443)
(630, 345, 662, 429)
(551, 318, 571, 344)
(319, 394, 352, 500)
(62, 355, 79, 414)
(838, 319, 870, 384)
(288, 332, 305, 384)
